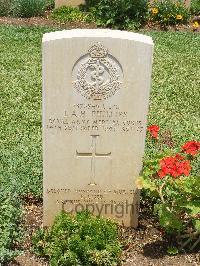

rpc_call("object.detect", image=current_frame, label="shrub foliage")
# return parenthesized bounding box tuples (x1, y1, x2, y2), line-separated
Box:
(149, 0, 191, 26)
(0, 0, 52, 17)
(11, 0, 47, 17)
(83, 0, 148, 29)
(32, 211, 122, 266)
(0, 0, 12, 16)
(51, 6, 94, 23)
(139, 126, 200, 251)
(190, 0, 200, 15)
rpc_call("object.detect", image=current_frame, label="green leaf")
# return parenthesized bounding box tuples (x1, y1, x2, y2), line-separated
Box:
(181, 201, 200, 216)
(167, 246, 179, 255)
(194, 220, 200, 232)
(32, 211, 122, 265)
(140, 176, 157, 192)
(155, 204, 183, 233)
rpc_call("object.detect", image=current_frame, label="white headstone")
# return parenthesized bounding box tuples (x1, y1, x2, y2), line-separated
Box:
(43, 29, 153, 227)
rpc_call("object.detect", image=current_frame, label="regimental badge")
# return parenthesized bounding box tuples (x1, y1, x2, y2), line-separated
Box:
(72, 42, 123, 101)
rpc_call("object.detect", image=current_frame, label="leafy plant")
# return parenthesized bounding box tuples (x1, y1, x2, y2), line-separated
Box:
(167, 246, 179, 255)
(0, 177, 22, 264)
(82, 0, 148, 29)
(83, 0, 98, 9)
(0, 0, 12, 16)
(45, 0, 55, 10)
(138, 126, 200, 251)
(11, 0, 48, 18)
(190, 0, 200, 15)
(51, 6, 94, 23)
(149, 0, 191, 26)
(32, 211, 122, 265)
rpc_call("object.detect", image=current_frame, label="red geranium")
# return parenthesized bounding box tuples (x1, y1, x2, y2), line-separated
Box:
(182, 141, 200, 156)
(147, 125, 160, 139)
(158, 154, 191, 179)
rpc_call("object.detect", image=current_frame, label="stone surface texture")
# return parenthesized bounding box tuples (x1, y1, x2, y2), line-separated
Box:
(43, 29, 153, 227)
(55, 0, 85, 8)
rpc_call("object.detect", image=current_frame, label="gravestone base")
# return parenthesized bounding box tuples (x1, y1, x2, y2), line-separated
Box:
(44, 187, 140, 227)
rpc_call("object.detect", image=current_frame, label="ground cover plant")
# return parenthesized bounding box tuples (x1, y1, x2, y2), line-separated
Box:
(0, 177, 22, 263)
(0, 26, 46, 198)
(0, 0, 12, 16)
(32, 211, 122, 265)
(191, 0, 200, 15)
(51, 6, 94, 24)
(149, 0, 191, 26)
(0, 25, 199, 263)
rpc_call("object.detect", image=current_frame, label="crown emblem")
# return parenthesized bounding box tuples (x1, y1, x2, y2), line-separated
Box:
(72, 42, 123, 101)
(88, 42, 108, 58)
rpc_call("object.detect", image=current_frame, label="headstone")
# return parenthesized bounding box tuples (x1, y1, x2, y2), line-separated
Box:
(55, 0, 85, 8)
(43, 29, 153, 227)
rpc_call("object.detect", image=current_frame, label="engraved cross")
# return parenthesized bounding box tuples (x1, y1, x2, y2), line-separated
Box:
(76, 135, 111, 186)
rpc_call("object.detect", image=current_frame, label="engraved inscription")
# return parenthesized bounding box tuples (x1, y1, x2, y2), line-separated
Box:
(76, 135, 111, 186)
(72, 42, 123, 101)
(46, 188, 138, 218)
(46, 188, 135, 195)
(46, 104, 145, 133)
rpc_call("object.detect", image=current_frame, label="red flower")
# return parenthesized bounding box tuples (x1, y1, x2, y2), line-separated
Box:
(158, 154, 191, 179)
(182, 141, 200, 156)
(147, 125, 160, 139)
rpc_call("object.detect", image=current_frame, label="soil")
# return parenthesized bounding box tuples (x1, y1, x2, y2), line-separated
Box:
(0, 15, 97, 29)
(8, 199, 199, 266)
(0, 14, 199, 32)
(143, 21, 200, 32)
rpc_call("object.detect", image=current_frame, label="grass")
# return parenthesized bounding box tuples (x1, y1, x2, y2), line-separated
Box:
(147, 31, 200, 144)
(0, 26, 49, 197)
(0, 25, 200, 199)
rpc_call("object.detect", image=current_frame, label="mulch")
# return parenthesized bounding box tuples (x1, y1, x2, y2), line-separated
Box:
(8, 199, 200, 266)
